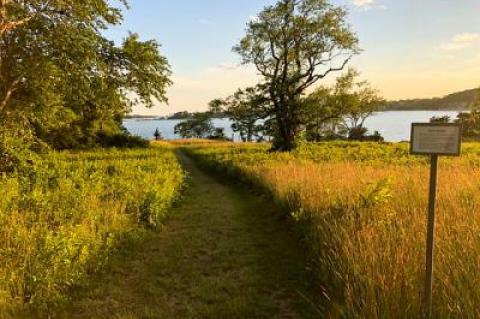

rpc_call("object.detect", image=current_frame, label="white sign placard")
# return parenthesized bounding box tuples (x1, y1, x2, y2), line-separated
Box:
(410, 123, 461, 156)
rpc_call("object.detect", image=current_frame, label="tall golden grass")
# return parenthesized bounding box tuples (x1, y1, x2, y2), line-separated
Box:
(188, 142, 480, 318)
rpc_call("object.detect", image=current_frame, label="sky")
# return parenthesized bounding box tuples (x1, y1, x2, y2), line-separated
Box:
(106, 0, 480, 116)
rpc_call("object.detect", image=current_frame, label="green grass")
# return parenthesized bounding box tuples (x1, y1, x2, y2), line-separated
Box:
(55, 150, 319, 319)
(0, 146, 185, 315)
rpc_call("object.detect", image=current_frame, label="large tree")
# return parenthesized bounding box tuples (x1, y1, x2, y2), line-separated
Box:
(0, 0, 171, 149)
(234, 0, 358, 151)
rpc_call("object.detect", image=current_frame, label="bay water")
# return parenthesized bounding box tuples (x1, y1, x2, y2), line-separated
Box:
(123, 111, 461, 143)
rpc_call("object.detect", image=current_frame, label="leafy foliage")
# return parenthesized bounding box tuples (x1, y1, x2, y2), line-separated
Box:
(0, 0, 171, 155)
(174, 113, 215, 139)
(0, 146, 185, 311)
(223, 86, 270, 142)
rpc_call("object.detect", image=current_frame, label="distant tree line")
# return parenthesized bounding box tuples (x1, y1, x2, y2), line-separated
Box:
(430, 88, 480, 140)
(387, 89, 477, 111)
(167, 110, 227, 120)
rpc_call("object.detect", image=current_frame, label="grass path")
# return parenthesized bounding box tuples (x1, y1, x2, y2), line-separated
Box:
(61, 150, 318, 319)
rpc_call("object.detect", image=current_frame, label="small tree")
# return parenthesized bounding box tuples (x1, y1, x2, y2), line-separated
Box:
(430, 115, 451, 123)
(334, 69, 385, 139)
(174, 113, 214, 139)
(225, 86, 270, 142)
(234, 0, 358, 151)
(302, 86, 343, 141)
(153, 128, 163, 140)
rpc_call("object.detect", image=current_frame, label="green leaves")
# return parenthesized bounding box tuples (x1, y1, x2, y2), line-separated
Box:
(121, 33, 172, 107)
(234, 0, 359, 150)
(0, 0, 172, 150)
(0, 147, 185, 309)
(174, 113, 215, 139)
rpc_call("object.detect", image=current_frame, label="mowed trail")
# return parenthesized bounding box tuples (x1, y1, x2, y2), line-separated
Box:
(62, 151, 318, 319)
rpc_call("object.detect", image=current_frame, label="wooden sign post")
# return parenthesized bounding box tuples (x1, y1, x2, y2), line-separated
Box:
(410, 123, 462, 318)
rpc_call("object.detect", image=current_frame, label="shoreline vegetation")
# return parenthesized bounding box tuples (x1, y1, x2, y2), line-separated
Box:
(384, 89, 476, 111)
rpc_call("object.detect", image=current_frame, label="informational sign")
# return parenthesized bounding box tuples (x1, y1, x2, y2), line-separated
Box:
(410, 122, 462, 318)
(410, 123, 461, 156)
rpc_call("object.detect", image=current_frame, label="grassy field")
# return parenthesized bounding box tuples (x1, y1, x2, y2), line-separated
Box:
(58, 150, 318, 319)
(184, 141, 480, 318)
(0, 144, 185, 315)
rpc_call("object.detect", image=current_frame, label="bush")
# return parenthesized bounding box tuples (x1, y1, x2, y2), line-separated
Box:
(96, 132, 150, 148)
(0, 117, 41, 174)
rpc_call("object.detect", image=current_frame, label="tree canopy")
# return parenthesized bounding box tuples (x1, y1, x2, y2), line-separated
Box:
(222, 86, 270, 142)
(174, 113, 214, 139)
(0, 0, 171, 151)
(234, 0, 358, 150)
(301, 69, 384, 141)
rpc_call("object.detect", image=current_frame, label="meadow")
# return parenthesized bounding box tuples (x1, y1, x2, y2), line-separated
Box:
(0, 144, 185, 313)
(184, 141, 480, 318)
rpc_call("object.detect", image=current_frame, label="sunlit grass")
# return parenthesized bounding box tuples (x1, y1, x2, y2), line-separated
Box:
(0, 147, 185, 313)
(186, 141, 480, 318)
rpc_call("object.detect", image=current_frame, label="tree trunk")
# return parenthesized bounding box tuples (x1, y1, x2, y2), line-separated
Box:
(272, 114, 295, 152)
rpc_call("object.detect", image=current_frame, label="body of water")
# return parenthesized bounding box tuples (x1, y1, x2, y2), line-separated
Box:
(123, 111, 461, 143)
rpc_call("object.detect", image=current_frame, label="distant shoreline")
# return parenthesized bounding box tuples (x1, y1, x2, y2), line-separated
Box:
(383, 108, 469, 112)
(125, 109, 469, 121)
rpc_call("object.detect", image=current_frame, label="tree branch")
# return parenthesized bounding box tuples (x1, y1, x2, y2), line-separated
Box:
(0, 78, 20, 113)
(295, 55, 352, 95)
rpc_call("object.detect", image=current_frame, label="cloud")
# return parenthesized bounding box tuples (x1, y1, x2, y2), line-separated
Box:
(209, 63, 240, 71)
(353, 0, 375, 7)
(440, 33, 480, 51)
(352, 0, 386, 10)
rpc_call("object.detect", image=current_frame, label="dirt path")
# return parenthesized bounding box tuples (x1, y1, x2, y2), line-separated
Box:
(62, 151, 318, 319)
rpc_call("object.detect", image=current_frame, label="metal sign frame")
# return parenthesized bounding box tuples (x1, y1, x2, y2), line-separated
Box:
(410, 123, 462, 156)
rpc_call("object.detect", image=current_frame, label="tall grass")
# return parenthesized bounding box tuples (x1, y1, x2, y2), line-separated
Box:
(186, 141, 480, 318)
(0, 146, 185, 312)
